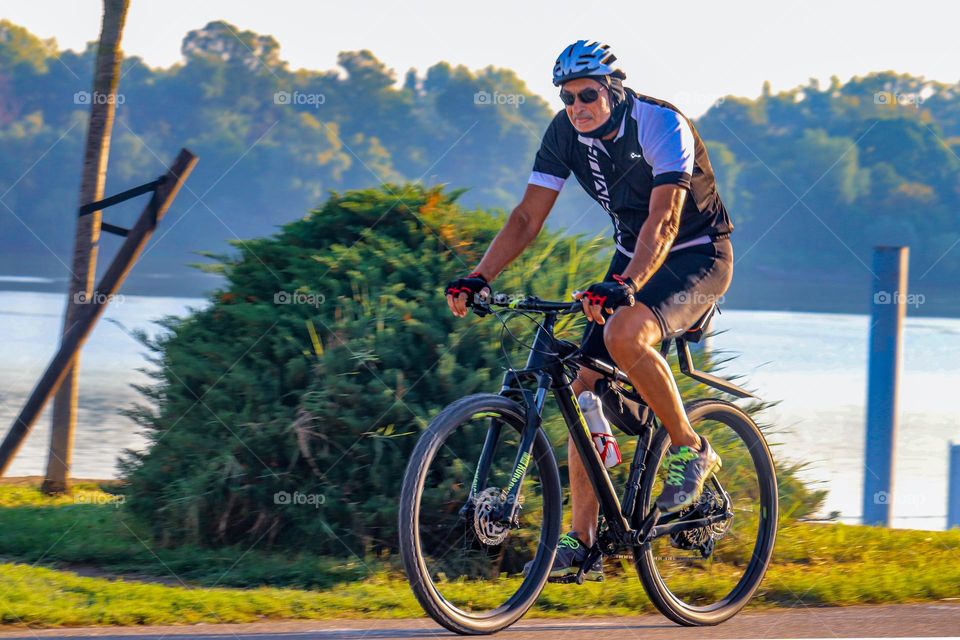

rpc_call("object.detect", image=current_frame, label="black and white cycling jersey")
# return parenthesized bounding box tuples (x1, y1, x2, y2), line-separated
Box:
(529, 88, 732, 257)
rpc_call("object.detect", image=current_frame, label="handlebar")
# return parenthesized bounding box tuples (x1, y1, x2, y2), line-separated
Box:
(471, 292, 581, 316)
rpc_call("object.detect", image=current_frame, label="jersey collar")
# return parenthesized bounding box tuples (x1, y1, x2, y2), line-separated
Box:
(576, 109, 629, 151)
(612, 108, 628, 142)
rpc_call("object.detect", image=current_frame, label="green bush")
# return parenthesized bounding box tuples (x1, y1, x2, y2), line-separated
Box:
(121, 184, 823, 557)
(121, 184, 608, 555)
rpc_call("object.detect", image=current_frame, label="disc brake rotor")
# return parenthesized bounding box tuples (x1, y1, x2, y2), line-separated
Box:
(473, 487, 522, 546)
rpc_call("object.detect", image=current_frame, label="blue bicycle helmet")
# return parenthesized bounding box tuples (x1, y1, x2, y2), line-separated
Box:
(552, 40, 620, 86)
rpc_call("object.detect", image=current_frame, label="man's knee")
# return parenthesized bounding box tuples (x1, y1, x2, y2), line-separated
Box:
(603, 306, 661, 360)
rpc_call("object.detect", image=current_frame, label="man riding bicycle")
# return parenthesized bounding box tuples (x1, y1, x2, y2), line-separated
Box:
(445, 40, 734, 582)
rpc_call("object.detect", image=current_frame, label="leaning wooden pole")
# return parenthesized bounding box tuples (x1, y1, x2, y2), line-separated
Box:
(0, 149, 197, 477)
(45, 0, 131, 494)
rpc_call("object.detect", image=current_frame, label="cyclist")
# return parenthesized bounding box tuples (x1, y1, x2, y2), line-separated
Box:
(446, 40, 734, 582)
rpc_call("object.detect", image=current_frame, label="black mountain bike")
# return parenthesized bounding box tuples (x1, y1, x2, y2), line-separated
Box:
(399, 293, 778, 634)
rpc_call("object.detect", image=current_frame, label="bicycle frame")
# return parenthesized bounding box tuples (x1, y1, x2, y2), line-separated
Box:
(464, 309, 735, 549)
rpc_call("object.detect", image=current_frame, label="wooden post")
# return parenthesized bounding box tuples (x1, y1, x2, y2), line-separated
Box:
(862, 246, 908, 526)
(0, 150, 197, 477)
(949, 442, 960, 530)
(45, 0, 131, 494)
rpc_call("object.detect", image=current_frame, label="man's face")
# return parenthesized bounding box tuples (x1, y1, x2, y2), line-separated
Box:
(561, 78, 612, 134)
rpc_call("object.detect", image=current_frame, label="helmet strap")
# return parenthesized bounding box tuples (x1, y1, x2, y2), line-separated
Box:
(602, 75, 626, 105)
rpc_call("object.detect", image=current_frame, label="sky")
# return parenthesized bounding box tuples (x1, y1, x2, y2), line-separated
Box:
(3, 0, 959, 118)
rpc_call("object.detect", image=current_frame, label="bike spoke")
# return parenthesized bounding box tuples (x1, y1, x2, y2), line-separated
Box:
(414, 410, 548, 611)
(643, 411, 773, 609)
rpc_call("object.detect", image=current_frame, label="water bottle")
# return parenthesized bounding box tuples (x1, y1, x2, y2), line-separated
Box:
(578, 391, 622, 468)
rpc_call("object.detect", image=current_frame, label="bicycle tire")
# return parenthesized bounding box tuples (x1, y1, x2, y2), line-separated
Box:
(633, 398, 779, 626)
(399, 393, 563, 635)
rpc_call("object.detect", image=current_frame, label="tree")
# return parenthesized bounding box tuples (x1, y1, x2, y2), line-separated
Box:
(44, 0, 130, 494)
(3, 19, 960, 305)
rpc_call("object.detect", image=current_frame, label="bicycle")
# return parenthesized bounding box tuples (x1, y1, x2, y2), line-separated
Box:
(399, 292, 778, 634)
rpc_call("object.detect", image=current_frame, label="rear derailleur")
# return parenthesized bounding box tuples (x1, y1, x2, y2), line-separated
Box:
(669, 484, 731, 558)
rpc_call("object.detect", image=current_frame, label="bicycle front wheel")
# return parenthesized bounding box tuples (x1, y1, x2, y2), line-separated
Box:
(398, 393, 562, 635)
(633, 399, 778, 626)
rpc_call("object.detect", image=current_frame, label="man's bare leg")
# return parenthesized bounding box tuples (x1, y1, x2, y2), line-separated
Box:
(567, 300, 710, 547)
(569, 368, 602, 547)
(603, 303, 700, 448)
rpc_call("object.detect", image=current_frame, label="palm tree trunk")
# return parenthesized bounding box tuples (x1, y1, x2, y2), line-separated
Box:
(43, 0, 130, 494)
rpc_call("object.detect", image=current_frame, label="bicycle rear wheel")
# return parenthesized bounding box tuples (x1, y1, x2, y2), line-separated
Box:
(633, 399, 778, 625)
(399, 393, 562, 635)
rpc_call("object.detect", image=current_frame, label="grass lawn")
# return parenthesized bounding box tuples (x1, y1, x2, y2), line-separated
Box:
(1, 481, 958, 629)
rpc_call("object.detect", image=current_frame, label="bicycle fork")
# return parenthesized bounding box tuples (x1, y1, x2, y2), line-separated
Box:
(460, 381, 549, 526)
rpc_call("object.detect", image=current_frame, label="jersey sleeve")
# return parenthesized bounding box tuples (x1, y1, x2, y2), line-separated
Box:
(528, 117, 571, 192)
(638, 106, 695, 189)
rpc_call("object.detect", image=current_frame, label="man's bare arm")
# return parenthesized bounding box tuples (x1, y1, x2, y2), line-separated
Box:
(446, 184, 559, 317)
(577, 184, 686, 323)
(621, 184, 686, 288)
(475, 184, 559, 280)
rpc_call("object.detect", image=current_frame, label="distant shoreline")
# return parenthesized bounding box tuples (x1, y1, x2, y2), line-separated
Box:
(0, 476, 119, 486)
(2, 277, 957, 320)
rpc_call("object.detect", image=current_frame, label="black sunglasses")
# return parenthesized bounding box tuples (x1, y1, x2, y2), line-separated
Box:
(559, 86, 605, 106)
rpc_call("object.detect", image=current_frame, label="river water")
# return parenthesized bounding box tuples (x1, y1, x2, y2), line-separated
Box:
(1, 290, 957, 529)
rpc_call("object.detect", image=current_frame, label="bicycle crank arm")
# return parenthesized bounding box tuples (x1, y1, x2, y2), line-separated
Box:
(628, 506, 661, 545)
(647, 511, 732, 541)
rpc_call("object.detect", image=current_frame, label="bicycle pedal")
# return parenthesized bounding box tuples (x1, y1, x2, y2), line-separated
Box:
(547, 573, 604, 584)
(547, 571, 604, 584)
(547, 573, 579, 584)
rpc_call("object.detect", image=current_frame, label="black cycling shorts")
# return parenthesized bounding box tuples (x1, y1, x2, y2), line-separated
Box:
(581, 237, 733, 363)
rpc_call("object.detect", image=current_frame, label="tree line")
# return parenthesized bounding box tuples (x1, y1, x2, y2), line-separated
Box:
(1, 19, 958, 311)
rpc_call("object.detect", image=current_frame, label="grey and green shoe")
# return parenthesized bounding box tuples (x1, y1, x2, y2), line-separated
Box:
(655, 435, 722, 514)
(523, 533, 602, 583)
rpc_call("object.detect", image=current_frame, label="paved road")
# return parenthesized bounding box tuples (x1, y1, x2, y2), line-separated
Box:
(2, 603, 959, 639)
